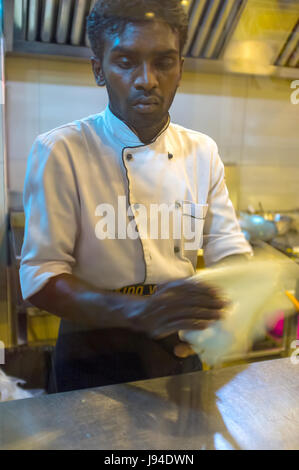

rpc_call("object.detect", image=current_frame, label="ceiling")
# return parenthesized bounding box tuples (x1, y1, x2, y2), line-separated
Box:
(3, 0, 299, 78)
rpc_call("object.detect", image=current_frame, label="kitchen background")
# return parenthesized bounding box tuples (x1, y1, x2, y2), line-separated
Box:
(0, 0, 298, 392)
(6, 57, 299, 211)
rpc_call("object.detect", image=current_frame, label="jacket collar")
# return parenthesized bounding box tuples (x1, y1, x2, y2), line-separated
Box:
(102, 105, 170, 148)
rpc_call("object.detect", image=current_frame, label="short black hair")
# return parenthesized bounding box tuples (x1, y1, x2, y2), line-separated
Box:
(86, 0, 188, 59)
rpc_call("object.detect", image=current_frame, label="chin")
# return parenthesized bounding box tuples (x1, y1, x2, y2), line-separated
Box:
(130, 108, 167, 126)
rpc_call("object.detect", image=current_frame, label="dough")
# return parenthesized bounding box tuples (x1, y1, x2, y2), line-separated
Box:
(179, 256, 299, 366)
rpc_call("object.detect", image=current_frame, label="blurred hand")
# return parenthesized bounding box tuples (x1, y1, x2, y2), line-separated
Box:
(173, 342, 196, 358)
(123, 277, 227, 339)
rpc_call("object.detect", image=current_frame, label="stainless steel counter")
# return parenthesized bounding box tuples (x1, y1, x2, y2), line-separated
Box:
(0, 358, 299, 450)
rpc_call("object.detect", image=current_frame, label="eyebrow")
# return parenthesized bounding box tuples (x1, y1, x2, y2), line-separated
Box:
(110, 46, 179, 56)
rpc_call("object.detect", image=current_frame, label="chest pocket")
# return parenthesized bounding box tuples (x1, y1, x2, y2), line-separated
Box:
(179, 201, 208, 251)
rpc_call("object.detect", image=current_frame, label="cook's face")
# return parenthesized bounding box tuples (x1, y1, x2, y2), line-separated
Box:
(92, 21, 183, 129)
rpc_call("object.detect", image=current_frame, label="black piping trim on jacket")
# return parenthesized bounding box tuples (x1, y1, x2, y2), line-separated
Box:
(120, 116, 171, 284)
(121, 146, 148, 284)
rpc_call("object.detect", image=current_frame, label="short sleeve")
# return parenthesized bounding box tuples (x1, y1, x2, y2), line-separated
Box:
(20, 134, 80, 300)
(203, 142, 253, 266)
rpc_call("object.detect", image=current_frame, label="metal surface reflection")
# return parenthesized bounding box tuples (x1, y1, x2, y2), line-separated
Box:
(1, 358, 298, 450)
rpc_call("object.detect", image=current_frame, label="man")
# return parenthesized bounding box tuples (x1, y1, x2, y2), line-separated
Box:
(20, 0, 252, 392)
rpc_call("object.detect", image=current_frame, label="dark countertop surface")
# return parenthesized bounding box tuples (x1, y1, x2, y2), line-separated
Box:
(0, 357, 299, 450)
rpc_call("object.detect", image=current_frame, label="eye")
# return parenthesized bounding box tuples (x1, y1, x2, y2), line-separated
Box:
(117, 57, 133, 69)
(156, 57, 176, 69)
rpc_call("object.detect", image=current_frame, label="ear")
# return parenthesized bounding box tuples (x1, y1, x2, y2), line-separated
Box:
(178, 57, 184, 84)
(91, 56, 106, 87)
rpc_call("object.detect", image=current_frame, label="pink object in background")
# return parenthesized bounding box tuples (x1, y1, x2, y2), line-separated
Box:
(268, 311, 299, 339)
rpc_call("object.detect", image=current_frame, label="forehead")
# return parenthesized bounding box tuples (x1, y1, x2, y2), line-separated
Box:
(104, 21, 180, 56)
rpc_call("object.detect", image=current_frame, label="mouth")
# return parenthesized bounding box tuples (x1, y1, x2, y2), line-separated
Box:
(132, 97, 160, 113)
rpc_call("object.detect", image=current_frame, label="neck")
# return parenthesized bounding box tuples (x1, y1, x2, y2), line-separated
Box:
(109, 105, 169, 144)
(130, 115, 169, 144)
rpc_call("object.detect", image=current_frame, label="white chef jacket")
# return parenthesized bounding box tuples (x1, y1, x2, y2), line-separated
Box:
(20, 106, 252, 301)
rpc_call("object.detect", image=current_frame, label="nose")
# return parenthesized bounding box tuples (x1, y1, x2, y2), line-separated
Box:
(134, 62, 158, 92)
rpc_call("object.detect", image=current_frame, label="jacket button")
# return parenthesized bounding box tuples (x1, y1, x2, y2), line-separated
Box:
(168, 153, 173, 160)
(126, 154, 133, 161)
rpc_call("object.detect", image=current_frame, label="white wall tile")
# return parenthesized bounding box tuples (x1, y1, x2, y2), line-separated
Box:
(242, 145, 299, 167)
(39, 83, 107, 134)
(38, 58, 108, 133)
(171, 72, 249, 150)
(218, 145, 243, 165)
(5, 57, 299, 212)
(171, 91, 220, 142)
(8, 158, 28, 194)
(239, 165, 299, 211)
(6, 80, 39, 161)
(242, 76, 299, 153)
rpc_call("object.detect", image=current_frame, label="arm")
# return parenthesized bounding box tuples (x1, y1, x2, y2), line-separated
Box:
(20, 134, 80, 302)
(28, 273, 131, 330)
(28, 272, 226, 338)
